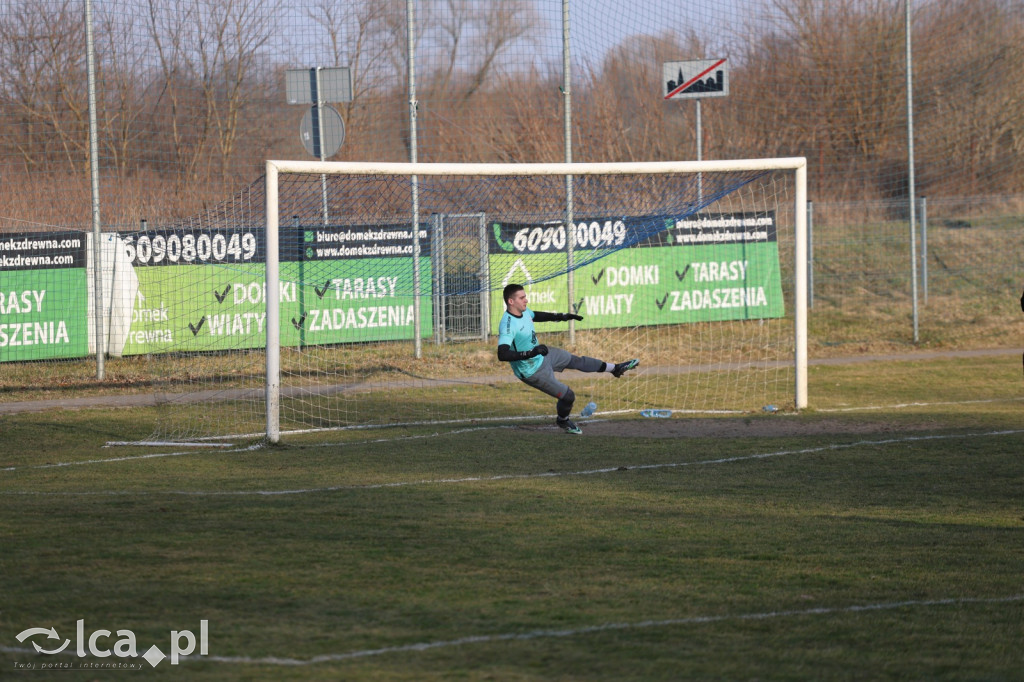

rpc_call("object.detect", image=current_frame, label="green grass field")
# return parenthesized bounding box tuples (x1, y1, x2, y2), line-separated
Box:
(1, 353, 1022, 680)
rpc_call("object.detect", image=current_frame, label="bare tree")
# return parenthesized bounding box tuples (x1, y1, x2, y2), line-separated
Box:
(147, 0, 208, 184)
(770, 0, 905, 162)
(146, 0, 278, 186)
(94, 7, 155, 176)
(197, 0, 279, 181)
(305, 0, 394, 154)
(0, 0, 88, 173)
(583, 30, 706, 163)
(914, 0, 1024, 194)
(427, 0, 539, 102)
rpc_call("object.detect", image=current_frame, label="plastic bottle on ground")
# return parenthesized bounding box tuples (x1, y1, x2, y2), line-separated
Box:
(640, 409, 672, 418)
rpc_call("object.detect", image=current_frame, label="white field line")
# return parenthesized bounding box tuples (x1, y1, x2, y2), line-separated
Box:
(194, 594, 1024, 666)
(105, 441, 236, 447)
(2, 595, 1020, 666)
(1, 450, 203, 473)
(1, 426, 519, 473)
(0, 443, 265, 473)
(88, 395, 1024, 446)
(816, 397, 1024, 412)
(2, 429, 1021, 496)
(115, 412, 636, 444)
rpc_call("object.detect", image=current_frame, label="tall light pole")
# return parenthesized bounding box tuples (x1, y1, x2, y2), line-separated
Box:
(85, 0, 104, 379)
(906, 0, 919, 342)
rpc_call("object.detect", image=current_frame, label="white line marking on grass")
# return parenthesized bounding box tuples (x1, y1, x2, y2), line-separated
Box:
(166, 594, 1024, 665)
(1, 594, 1018, 666)
(199, 593, 1024, 663)
(0, 428, 516, 475)
(104, 441, 236, 447)
(1, 427, 517, 474)
(0, 444, 264, 473)
(295, 424, 518, 449)
(3, 429, 1021, 496)
(817, 397, 1024, 412)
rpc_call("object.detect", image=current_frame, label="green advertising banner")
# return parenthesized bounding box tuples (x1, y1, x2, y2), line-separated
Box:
(2, 214, 783, 362)
(122, 263, 265, 355)
(0, 232, 89, 361)
(488, 213, 785, 331)
(119, 225, 432, 356)
(283, 258, 429, 346)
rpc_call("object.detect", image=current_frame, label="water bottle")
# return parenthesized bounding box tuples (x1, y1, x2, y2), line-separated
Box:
(581, 401, 597, 417)
(640, 409, 672, 418)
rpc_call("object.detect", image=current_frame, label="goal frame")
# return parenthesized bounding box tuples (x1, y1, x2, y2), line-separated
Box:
(264, 159, 808, 443)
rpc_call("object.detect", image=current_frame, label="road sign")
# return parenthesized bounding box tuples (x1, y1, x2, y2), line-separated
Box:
(286, 67, 352, 104)
(663, 59, 729, 100)
(299, 105, 345, 158)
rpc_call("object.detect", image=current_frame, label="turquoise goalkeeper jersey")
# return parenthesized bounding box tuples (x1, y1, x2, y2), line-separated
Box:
(498, 308, 543, 379)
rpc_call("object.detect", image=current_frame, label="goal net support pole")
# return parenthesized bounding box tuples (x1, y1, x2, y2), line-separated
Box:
(265, 162, 281, 442)
(794, 161, 808, 411)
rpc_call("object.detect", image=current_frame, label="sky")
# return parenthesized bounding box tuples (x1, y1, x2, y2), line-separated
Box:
(566, 0, 746, 64)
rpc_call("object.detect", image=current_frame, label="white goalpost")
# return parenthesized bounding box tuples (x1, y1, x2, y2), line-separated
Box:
(260, 159, 807, 444)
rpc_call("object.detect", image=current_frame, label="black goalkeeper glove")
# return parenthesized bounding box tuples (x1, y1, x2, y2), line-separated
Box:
(532, 344, 549, 357)
(532, 311, 582, 323)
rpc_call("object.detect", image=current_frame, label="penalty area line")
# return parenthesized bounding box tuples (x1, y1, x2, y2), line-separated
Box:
(0, 443, 263, 473)
(3, 429, 1020, 495)
(1, 426, 518, 474)
(817, 396, 1024, 412)
(185, 594, 1024, 666)
(105, 441, 236, 448)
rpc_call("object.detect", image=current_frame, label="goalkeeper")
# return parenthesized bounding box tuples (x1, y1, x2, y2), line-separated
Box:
(497, 283, 639, 434)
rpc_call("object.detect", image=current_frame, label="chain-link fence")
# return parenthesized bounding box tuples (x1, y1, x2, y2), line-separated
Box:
(1, 0, 1021, 375)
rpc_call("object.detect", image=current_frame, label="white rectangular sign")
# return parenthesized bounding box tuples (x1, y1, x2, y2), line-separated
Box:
(663, 59, 729, 100)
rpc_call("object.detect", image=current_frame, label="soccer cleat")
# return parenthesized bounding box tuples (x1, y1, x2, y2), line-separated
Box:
(611, 358, 639, 378)
(556, 417, 583, 435)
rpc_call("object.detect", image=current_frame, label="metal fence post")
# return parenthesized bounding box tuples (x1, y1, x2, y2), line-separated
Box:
(807, 200, 814, 309)
(905, 0, 919, 342)
(562, 0, 576, 347)
(85, 0, 104, 380)
(920, 196, 928, 304)
(294, 216, 304, 347)
(431, 213, 443, 344)
(478, 213, 490, 341)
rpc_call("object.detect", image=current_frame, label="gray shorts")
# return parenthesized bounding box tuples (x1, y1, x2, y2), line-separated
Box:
(520, 347, 603, 399)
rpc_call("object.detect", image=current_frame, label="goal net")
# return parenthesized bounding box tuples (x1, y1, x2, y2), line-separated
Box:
(142, 160, 806, 443)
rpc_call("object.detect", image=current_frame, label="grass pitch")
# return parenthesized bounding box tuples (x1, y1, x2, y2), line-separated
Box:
(0, 354, 1022, 680)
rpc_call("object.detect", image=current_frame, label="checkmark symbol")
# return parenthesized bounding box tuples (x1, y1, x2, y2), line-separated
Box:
(591, 268, 605, 285)
(572, 298, 583, 314)
(655, 293, 669, 310)
(314, 280, 331, 299)
(189, 316, 206, 335)
(213, 285, 230, 303)
(675, 265, 690, 281)
(292, 312, 307, 330)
